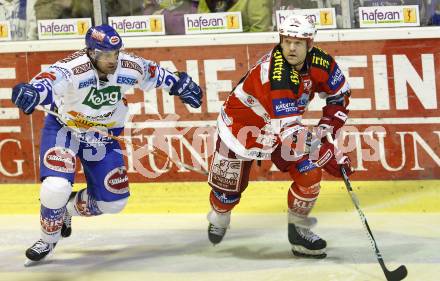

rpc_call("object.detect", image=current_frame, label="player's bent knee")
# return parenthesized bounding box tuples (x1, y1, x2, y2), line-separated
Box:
(96, 197, 128, 214)
(40, 176, 72, 209)
(288, 162, 322, 187)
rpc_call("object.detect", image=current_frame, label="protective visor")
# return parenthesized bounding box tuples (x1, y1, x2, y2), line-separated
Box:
(92, 49, 120, 63)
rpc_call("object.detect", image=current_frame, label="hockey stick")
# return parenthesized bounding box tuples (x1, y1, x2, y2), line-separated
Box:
(340, 167, 407, 281)
(36, 106, 209, 175)
(326, 134, 407, 281)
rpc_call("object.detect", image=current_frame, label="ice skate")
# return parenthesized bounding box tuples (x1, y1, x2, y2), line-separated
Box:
(208, 223, 227, 245)
(207, 210, 230, 245)
(24, 239, 57, 266)
(288, 223, 327, 259)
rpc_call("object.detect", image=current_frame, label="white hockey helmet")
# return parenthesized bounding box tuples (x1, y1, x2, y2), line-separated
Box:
(278, 14, 317, 41)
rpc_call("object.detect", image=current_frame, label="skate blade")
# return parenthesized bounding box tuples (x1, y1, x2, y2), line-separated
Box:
(24, 258, 45, 267)
(292, 249, 327, 259)
(24, 251, 54, 267)
(291, 245, 327, 259)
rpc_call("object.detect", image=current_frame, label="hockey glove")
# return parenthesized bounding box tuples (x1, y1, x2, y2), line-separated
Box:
(170, 72, 203, 108)
(318, 104, 349, 138)
(317, 140, 353, 178)
(11, 83, 40, 115)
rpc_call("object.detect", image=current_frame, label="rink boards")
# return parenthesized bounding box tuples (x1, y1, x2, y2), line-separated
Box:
(1, 180, 439, 214)
(0, 30, 439, 183)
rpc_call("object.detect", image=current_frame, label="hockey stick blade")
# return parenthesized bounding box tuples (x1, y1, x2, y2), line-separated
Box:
(384, 265, 407, 281)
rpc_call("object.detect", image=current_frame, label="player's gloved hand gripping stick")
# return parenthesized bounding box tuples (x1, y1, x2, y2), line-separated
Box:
(326, 133, 408, 281)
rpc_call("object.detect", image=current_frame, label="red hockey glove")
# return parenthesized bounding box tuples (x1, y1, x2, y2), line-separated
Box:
(317, 140, 354, 178)
(318, 104, 349, 137)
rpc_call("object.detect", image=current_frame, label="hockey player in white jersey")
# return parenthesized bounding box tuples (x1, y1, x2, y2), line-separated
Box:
(11, 24, 203, 265)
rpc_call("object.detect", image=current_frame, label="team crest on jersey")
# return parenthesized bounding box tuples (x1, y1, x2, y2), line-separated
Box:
(82, 86, 122, 109)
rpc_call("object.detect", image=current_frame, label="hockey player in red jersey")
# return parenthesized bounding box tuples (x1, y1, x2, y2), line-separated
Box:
(206, 14, 353, 258)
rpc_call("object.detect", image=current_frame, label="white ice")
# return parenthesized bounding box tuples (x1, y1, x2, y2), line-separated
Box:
(0, 213, 438, 281)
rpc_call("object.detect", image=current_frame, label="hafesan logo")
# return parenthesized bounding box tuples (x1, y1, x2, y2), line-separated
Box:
(276, 9, 337, 30)
(38, 18, 92, 39)
(108, 15, 165, 35)
(184, 12, 243, 34)
(358, 5, 419, 27)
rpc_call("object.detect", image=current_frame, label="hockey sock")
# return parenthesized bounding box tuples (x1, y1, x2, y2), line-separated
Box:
(66, 189, 103, 217)
(287, 182, 320, 217)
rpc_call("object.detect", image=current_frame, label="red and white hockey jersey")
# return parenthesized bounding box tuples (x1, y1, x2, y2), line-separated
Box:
(217, 45, 350, 160)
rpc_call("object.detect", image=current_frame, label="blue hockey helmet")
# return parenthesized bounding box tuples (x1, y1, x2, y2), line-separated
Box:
(85, 25, 122, 51)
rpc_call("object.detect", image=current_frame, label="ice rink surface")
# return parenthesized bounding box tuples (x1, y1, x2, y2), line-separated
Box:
(0, 212, 438, 281)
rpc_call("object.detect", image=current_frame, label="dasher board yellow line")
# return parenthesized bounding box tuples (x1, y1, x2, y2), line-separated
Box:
(0, 180, 438, 214)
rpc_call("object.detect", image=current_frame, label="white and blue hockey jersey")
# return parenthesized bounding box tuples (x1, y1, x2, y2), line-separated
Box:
(31, 49, 178, 134)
